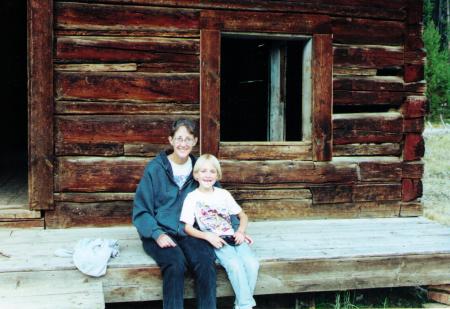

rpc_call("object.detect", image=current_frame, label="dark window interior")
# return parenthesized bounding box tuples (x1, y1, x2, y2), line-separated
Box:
(1, 1, 28, 205)
(221, 37, 305, 142)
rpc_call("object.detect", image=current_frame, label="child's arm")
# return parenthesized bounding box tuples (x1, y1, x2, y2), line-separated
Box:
(184, 224, 226, 249)
(233, 211, 249, 245)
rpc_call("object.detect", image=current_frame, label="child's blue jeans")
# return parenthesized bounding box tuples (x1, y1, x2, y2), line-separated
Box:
(215, 242, 260, 309)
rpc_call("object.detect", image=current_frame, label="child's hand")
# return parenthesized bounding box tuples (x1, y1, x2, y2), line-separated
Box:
(244, 234, 254, 245)
(234, 231, 246, 245)
(204, 232, 226, 249)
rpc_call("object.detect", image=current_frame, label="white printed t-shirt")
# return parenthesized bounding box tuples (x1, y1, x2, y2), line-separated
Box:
(180, 187, 242, 236)
(169, 157, 192, 188)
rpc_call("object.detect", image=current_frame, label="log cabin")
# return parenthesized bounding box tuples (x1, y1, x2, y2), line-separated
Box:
(2, 0, 447, 308)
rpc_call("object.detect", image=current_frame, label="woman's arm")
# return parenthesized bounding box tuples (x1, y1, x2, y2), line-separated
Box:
(184, 224, 226, 249)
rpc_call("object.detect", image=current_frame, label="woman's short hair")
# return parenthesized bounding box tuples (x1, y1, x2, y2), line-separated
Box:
(193, 154, 222, 180)
(171, 118, 197, 137)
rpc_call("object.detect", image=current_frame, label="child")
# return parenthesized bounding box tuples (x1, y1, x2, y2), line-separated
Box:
(180, 154, 260, 309)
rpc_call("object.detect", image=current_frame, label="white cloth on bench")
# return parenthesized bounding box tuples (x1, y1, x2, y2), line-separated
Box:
(54, 238, 119, 277)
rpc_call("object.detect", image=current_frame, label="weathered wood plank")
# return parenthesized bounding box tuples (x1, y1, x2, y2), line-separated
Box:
(221, 160, 358, 184)
(124, 143, 200, 157)
(55, 101, 199, 115)
(57, 0, 406, 20)
(332, 17, 405, 45)
(200, 10, 331, 34)
(353, 183, 402, 202)
(333, 90, 405, 107)
(402, 179, 423, 202)
(219, 142, 312, 161)
(312, 34, 333, 161)
(56, 36, 199, 72)
(334, 45, 404, 69)
(403, 117, 425, 133)
(404, 63, 424, 83)
(45, 201, 132, 228)
(401, 96, 427, 118)
(55, 72, 199, 103)
(229, 188, 312, 201)
(0, 219, 44, 229)
(333, 113, 403, 144)
(0, 271, 104, 309)
(359, 162, 403, 182)
(333, 68, 377, 76)
(402, 161, 424, 179)
(310, 185, 353, 204)
(403, 134, 425, 161)
(54, 192, 135, 203)
(55, 157, 149, 192)
(55, 141, 124, 156)
(399, 201, 422, 217)
(200, 29, 220, 155)
(334, 76, 405, 92)
(56, 115, 198, 144)
(55, 63, 138, 72)
(55, 2, 199, 33)
(28, 0, 54, 210)
(333, 143, 401, 156)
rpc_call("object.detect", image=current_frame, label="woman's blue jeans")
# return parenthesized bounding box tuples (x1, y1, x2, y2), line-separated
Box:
(215, 243, 260, 309)
(142, 235, 217, 309)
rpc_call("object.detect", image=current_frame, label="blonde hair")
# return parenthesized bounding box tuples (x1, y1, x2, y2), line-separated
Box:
(193, 154, 222, 180)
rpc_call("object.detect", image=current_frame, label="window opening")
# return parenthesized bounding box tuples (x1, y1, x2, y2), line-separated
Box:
(220, 35, 309, 142)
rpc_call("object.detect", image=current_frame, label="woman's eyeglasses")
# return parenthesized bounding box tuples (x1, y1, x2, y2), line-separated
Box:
(173, 137, 195, 146)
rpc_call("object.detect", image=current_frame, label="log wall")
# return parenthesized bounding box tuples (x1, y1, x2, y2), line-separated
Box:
(43, 0, 425, 227)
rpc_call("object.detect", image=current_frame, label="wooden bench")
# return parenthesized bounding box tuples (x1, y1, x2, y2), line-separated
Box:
(1, 217, 450, 307)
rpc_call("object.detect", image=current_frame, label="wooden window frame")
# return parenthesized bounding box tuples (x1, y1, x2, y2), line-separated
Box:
(28, 0, 54, 209)
(200, 10, 332, 161)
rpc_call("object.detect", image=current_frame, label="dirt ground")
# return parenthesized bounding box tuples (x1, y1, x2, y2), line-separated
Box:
(422, 125, 450, 224)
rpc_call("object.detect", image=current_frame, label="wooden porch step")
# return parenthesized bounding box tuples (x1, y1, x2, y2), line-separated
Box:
(0, 270, 105, 309)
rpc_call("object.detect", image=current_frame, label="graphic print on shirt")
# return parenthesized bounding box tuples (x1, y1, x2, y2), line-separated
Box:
(173, 174, 188, 188)
(196, 201, 233, 235)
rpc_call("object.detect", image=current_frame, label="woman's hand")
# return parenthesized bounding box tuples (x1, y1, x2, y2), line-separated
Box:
(234, 231, 246, 245)
(204, 232, 226, 249)
(156, 234, 177, 248)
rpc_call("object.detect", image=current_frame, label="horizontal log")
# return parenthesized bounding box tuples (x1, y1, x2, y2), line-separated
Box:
(56, 36, 199, 72)
(56, 115, 198, 144)
(228, 188, 312, 201)
(405, 25, 424, 51)
(399, 201, 422, 217)
(358, 201, 401, 217)
(403, 118, 425, 133)
(404, 50, 426, 65)
(55, 2, 199, 32)
(333, 90, 405, 107)
(332, 17, 404, 45)
(402, 161, 424, 179)
(334, 76, 404, 92)
(333, 68, 377, 76)
(221, 160, 358, 184)
(62, 0, 406, 20)
(240, 200, 314, 220)
(55, 101, 199, 115)
(200, 10, 331, 34)
(55, 157, 149, 192)
(404, 80, 426, 93)
(55, 72, 199, 103)
(45, 201, 132, 228)
(333, 143, 401, 156)
(124, 143, 199, 157)
(56, 141, 124, 156)
(333, 112, 403, 144)
(0, 220, 44, 229)
(54, 192, 135, 202)
(400, 96, 427, 118)
(403, 134, 425, 161)
(404, 64, 424, 83)
(310, 185, 353, 204)
(358, 162, 403, 182)
(333, 45, 403, 69)
(218, 142, 312, 161)
(402, 179, 422, 202)
(56, 29, 200, 38)
(55, 63, 138, 72)
(353, 183, 402, 202)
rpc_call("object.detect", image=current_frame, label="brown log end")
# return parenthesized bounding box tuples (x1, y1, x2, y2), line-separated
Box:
(403, 134, 425, 161)
(402, 178, 423, 202)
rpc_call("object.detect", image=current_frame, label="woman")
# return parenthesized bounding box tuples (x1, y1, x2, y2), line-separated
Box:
(132, 118, 216, 309)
